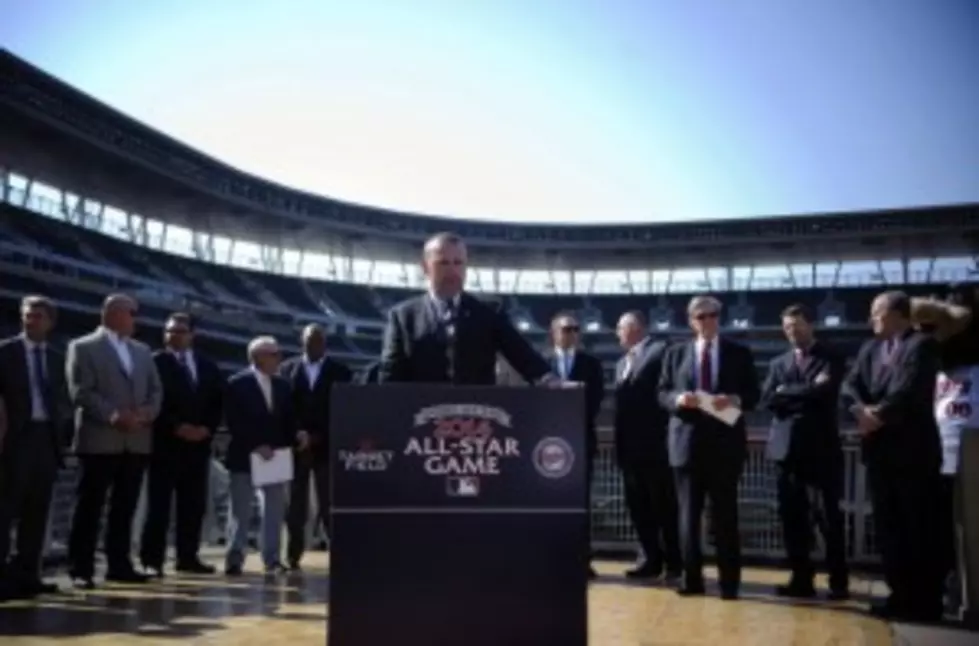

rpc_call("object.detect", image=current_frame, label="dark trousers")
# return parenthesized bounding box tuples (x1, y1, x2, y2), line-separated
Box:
(936, 474, 957, 577)
(621, 458, 680, 571)
(776, 459, 848, 590)
(139, 449, 210, 567)
(866, 462, 944, 612)
(0, 423, 59, 582)
(68, 453, 147, 578)
(674, 454, 743, 591)
(286, 455, 330, 564)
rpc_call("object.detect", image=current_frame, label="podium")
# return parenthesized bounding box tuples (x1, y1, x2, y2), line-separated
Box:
(328, 384, 589, 646)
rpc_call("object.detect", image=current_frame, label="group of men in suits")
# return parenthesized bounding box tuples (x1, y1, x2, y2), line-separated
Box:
(380, 232, 950, 617)
(0, 229, 954, 622)
(0, 294, 354, 599)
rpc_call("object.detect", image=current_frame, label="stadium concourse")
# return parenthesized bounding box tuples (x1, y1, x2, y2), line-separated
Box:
(2, 48, 979, 645)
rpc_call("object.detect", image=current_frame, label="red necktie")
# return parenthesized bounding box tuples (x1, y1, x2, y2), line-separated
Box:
(699, 342, 712, 392)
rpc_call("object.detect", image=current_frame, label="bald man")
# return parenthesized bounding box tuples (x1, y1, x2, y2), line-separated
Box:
(842, 290, 944, 622)
(380, 232, 550, 385)
(65, 294, 163, 589)
(279, 324, 352, 569)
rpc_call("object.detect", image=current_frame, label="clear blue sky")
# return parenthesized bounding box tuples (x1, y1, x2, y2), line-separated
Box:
(3, 0, 978, 224)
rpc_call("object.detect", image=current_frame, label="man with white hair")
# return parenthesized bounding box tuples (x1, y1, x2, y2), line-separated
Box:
(223, 336, 299, 576)
(379, 232, 552, 385)
(658, 295, 759, 600)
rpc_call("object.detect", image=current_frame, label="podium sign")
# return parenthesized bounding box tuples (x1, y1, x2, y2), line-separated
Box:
(329, 384, 588, 646)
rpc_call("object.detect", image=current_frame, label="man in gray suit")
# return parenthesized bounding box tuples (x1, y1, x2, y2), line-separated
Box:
(65, 294, 163, 589)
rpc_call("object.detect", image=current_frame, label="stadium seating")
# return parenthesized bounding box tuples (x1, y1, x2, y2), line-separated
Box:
(0, 201, 953, 433)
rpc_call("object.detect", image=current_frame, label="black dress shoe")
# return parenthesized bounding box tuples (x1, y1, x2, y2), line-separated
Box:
(105, 570, 149, 584)
(175, 561, 216, 575)
(588, 566, 598, 580)
(775, 582, 817, 599)
(287, 560, 303, 572)
(625, 564, 663, 579)
(826, 588, 850, 601)
(225, 565, 243, 577)
(720, 588, 739, 601)
(676, 582, 706, 596)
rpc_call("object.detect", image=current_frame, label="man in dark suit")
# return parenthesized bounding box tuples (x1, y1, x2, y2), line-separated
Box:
(0, 296, 71, 600)
(224, 336, 299, 576)
(139, 313, 224, 577)
(841, 290, 944, 622)
(658, 295, 759, 599)
(545, 311, 605, 577)
(613, 310, 680, 581)
(379, 232, 552, 385)
(761, 304, 848, 600)
(279, 323, 352, 570)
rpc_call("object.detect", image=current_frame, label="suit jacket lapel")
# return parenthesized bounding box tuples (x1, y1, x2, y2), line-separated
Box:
(99, 332, 132, 381)
(681, 341, 697, 390)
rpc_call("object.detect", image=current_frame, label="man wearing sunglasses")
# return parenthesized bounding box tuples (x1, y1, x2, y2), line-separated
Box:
(545, 312, 605, 577)
(658, 295, 759, 600)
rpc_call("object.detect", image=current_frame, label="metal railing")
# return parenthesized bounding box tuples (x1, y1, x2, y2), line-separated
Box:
(39, 435, 879, 566)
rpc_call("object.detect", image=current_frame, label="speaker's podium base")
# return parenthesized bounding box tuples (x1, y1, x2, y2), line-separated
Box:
(329, 384, 589, 646)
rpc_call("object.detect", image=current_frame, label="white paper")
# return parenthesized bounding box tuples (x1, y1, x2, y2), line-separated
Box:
(250, 448, 294, 487)
(695, 390, 742, 426)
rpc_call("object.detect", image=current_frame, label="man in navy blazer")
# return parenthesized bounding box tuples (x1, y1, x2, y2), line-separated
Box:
(658, 295, 759, 599)
(841, 290, 943, 622)
(224, 336, 299, 576)
(761, 304, 849, 600)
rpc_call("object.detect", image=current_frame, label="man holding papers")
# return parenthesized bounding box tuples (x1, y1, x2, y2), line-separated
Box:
(658, 295, 759, 600)
(224, 336, 299, 576)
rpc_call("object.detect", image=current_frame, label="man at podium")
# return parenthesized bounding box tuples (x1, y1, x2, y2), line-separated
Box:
(379, 232, 554, 385)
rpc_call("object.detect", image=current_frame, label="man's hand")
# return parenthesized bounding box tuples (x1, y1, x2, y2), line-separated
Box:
(814, 372, 830, 385)
(110, 410, 139, 432)
(676, 392, 700, 409)
(255, 445, 274, 461)
(297, 430, 310, 451)
(194, 425, 211, 441)
(175, 423, 197, 440)
(853, 406, 883, 435)
(136, 407, 155, 426)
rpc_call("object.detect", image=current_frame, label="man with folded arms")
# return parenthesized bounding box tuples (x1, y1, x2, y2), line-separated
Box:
(762, 304, 849, 600)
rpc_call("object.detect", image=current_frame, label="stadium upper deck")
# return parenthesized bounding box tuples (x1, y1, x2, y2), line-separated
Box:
(1, 47, 978, 286)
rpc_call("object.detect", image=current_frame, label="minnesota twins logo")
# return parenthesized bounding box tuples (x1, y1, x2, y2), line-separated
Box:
(532, 437, 574, 479)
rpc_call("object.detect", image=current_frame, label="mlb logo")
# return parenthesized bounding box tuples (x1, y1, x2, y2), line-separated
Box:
(446, 476, 480, 497)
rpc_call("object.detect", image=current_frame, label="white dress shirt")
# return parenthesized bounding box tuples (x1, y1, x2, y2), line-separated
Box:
(103, 327, 133, 374)
(553, 348, 575, 381)
(22, 337, 49, 421)
(174, 348, 198, 383)
(303, 355, 324, 388)
(251, 366, 274, 410)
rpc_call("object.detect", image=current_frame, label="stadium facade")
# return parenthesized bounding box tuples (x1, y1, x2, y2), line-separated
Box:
(1, 48, 977, 563)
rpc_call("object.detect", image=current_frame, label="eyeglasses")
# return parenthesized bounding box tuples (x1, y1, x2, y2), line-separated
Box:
(693, 312, 719, 321)
(559, 325, 580, 333)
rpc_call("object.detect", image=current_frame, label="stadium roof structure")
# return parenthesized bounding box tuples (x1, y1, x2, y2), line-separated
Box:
(1, 48, 978, 270)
